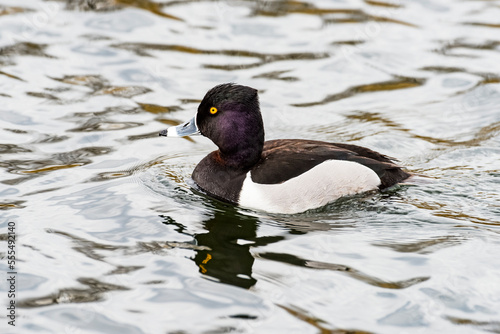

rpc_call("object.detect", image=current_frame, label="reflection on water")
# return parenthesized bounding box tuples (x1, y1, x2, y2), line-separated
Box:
(294, 76, 426, 107)
(19, 277, 130, 308)
(166, 206, 261, 289)
(1, 0, 500, 333)
(111, 41, 329, 70)
(257, 251, 429, 289)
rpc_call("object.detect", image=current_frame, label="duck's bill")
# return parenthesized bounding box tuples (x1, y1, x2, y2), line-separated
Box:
(159, 117, 200, 137)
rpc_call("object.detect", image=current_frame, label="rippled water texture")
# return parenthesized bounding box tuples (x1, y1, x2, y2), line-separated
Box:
(1, 0, 500, 333)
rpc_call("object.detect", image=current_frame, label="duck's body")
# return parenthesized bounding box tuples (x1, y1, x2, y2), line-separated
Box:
(160, 83, 410, 214)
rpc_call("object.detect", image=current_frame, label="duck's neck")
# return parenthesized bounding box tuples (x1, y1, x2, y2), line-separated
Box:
(219, 139, 263, 170)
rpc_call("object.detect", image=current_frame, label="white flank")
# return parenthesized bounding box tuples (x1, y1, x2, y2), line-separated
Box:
(238, 160, 381, 214)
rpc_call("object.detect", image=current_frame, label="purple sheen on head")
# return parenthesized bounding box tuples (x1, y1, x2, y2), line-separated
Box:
(210, 109, 263, 169)
(195, 83, 265, 169)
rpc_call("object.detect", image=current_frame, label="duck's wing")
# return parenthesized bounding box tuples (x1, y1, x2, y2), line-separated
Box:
(252, 139, 410, 189)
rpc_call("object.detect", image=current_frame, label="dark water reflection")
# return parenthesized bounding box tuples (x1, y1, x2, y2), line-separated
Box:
(169, 206, 261, 289)
(1, 0, 500, 333)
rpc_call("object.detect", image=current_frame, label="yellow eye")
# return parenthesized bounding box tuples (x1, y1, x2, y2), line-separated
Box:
(210, 107, 218, 114)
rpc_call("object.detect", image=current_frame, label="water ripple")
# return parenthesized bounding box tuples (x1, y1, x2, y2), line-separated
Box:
(257, 252, 430, 289)
(294, 76, 426, 107)
(2, 0, 500, 332)
(111, 42, 329, 70)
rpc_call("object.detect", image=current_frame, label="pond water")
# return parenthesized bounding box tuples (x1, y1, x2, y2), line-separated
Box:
(1, 0, 500, 333)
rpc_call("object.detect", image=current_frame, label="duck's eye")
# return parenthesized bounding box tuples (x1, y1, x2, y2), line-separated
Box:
(210, 107, 218, 114)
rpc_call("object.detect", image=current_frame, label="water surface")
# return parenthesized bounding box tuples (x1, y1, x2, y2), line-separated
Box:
(1, 0, 500, 333)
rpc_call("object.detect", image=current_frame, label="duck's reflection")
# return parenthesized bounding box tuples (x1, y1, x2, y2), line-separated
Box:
(162, 203, 283, 289)
(194, 210, 258, 289)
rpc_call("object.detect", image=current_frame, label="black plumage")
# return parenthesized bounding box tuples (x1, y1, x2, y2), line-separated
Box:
(251, 139, 410, 189)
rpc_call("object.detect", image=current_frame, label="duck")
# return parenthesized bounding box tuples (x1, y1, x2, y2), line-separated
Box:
(159, 83, 410, 214)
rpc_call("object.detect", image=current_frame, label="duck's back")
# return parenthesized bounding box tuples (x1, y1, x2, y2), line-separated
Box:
(252, 139, 409, 188)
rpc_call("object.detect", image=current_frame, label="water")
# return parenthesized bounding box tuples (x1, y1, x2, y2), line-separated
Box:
(1, 0, 499, 333)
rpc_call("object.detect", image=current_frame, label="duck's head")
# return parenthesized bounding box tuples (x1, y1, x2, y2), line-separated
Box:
(160, 83, 265, 168)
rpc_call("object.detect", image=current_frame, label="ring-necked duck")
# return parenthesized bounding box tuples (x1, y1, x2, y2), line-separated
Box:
(160, 83, 410, 214)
